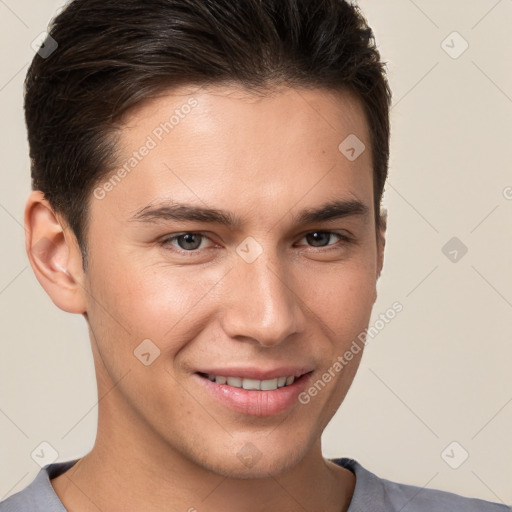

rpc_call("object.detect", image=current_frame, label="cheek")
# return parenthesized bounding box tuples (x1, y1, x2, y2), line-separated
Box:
(89, 247, 213, 325)
(303, 257, 377, 329)
(87, 256, 230, 369)
(299, 256, 376, 407)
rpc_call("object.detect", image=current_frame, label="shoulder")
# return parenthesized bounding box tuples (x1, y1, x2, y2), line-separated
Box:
(0, 460, 79, 512)
(332, 458, 510, 512)
(380, 475, 510, 512)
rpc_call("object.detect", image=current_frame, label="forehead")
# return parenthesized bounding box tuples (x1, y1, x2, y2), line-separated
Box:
(96, 84, 374, 225)
(122, 83, 368, 130)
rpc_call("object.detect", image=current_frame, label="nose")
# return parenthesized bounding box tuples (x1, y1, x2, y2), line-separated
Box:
(220, 248, 306, 348)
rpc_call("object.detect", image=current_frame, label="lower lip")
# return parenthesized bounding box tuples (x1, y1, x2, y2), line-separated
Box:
(195, 373, 312, 417)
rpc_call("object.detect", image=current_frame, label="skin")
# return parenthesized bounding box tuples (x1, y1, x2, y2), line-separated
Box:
(25, 84, 385, 512)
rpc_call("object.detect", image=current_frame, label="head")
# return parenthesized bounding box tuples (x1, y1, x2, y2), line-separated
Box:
(24, 0, 391, 478)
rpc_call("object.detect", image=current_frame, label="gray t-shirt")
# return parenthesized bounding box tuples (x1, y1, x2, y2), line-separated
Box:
(0, 457, 509, 511)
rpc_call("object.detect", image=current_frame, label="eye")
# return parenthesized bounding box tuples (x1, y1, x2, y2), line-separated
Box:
(298, 231, 353, 249)
(159, 232, 213, 254)
(159, 230, 353, 256)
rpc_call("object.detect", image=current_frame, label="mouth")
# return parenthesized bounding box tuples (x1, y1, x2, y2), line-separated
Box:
(194, 369, 314, 417)
(197, 372, 299, 391)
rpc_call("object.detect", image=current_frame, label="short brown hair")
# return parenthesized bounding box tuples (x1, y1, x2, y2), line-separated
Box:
(24, 0, 391, 269)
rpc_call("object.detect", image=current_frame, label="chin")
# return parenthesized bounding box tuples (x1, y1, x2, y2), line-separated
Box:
(191, 435, 311, 480)
(207, 454, 301, 480)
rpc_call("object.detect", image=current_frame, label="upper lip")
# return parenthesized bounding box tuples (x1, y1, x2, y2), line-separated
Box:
(196, 366, 314, 380)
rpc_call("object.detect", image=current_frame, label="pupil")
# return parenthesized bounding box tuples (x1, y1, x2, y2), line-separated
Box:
(180, 234, 200, 250)
(308, 232, 328, 247)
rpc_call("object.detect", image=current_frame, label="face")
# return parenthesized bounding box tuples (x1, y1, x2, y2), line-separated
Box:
(65, 85, 384, 477)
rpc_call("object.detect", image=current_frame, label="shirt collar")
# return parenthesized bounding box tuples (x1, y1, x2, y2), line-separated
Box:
(332, 457, 395, 511)
(34, 457, 390, 512)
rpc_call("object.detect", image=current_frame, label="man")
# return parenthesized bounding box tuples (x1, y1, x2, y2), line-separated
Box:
(1, 0, 508, 511)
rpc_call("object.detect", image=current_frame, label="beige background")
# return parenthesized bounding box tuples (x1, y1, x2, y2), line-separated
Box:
(1, 0, 511, 505)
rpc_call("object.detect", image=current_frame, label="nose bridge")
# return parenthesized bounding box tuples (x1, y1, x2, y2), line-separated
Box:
(222, 242, 303, 346)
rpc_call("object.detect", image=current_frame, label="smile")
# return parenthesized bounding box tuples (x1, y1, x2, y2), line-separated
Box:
(195, 370, 313, 416)
(199, 373, 296, 390)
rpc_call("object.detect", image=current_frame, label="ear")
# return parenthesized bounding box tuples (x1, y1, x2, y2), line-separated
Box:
(25, 190, 87, 314)
(376, 207, 387, 280)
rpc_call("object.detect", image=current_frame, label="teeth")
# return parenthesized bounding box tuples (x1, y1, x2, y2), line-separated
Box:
(242, 378, 261, 390)
(206, 374, 296, 390)
(226, 376, 242, 387)
(260, 378, 278, 391)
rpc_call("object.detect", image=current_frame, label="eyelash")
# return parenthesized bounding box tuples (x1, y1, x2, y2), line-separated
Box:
(158, 231, 354, 256)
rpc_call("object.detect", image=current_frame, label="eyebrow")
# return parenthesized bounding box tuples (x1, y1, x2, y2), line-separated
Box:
(129, 198, 369, 228)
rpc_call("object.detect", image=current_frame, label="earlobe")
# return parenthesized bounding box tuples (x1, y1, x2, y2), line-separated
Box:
(25, 191, 87, 314)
